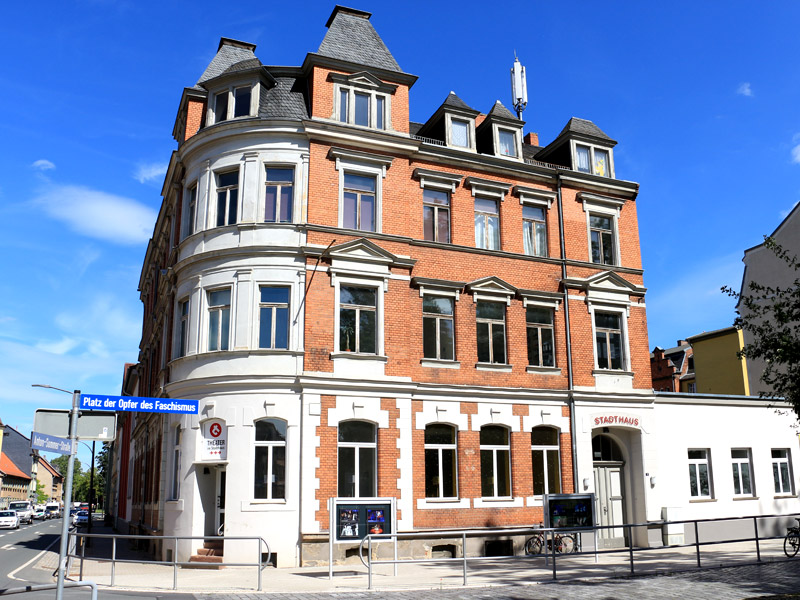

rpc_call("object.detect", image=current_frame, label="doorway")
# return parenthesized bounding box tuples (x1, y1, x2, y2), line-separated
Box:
(592, 434, 627, 548)
(215, 467, 226, 536)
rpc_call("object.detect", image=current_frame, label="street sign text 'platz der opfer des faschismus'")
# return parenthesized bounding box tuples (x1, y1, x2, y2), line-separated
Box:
(80, 394, 198, 414)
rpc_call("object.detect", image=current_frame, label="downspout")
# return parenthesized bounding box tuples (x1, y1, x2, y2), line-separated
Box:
(556, 172, 579, 490)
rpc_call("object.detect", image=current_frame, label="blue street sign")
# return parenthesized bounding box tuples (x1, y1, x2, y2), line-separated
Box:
(31, 431, 75, 455)
(80, 394, 198, 414)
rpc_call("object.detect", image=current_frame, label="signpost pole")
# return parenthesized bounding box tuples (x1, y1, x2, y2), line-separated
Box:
(55, 390, 80, 600)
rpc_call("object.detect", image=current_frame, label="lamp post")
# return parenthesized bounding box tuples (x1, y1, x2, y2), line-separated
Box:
(32, 384, 79, 600)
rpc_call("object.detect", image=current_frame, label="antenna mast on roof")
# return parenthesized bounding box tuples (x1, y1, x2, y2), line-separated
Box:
(510, 53, 527, 119)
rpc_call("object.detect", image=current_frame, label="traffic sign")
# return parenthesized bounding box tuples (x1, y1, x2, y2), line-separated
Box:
(80, 394, 198, 414)
(34, 409, 117, 441)
(31, 431, 75, 455)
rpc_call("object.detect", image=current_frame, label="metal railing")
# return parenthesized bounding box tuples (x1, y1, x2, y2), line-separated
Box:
(68, 532, 271, 591)
(357, 512, 800, 589)
(0, 581, 97, 600)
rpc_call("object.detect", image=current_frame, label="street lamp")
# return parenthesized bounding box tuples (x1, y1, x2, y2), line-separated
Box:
(32, 384, 80, 600)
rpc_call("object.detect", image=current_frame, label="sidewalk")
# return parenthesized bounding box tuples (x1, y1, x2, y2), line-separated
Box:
(33, 525, 800, 596)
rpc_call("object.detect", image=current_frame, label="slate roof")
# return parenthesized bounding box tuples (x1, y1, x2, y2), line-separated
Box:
(219, 58, 263, 77)
(442, 91, 477, 113)
(197, 40, 259, 86)
(558, 117, 612, 141)
(485, 100, 519, 122)
(258, 76, 309, 120)
(317, 7, 403, 73)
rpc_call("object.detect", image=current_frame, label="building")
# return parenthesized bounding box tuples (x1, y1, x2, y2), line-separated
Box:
(650, 340, 694, 393)
(0, 423, 33, 507)
(36, 457, 64, 504)
(738, 202, 800, 397)
(113, 6, 799, 566)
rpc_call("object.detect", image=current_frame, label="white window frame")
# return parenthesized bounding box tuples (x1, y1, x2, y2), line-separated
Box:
(476, 300, 507, 365)
(479, 425, 512, 499)
(206, 287, 232, 352)
(494, 125, 522, 160)
(474, 196, 501, 250)
(688, 448, 713, 499)
(531, 426, 561, 497)
(422, 294, 455, 361)
(445, 113, 476, 151)
(177, 298, 189, 358)
(335, 84, 390, 130)
(330, 147, 392, 234)
(731, 448, 754, 497)
(580, 194, 623, 267)
(214, 169, 240, 228)
(253, 418, 287, 501)
(258, 286, 290, 350)
(591, 308, 627, 371)
(332, 276, 385, 358)
(170, 425, 181, 500)
(572, 140, 615, 178)
(337, 420, 378, 498)
(209, 83, 257, 124)
(263, 166, 295, 224)
(772, 448, 795, 495)
(522, 203, 548, 257)
(424, 424, 458, 499)
(181, 183, 197, 240)
(526, 305, 555, 368)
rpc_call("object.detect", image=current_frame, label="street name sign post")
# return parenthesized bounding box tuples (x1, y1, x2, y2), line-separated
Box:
(79, 394, 199, 414)
(34, 409, 117, 441)
(31, 431, 75, 455)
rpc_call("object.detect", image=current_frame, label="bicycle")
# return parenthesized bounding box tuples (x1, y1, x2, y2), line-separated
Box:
(524, 528, 577, 555)
(785, 518, 800, 558)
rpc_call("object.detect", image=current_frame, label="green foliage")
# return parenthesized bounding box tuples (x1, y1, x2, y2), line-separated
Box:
(723, 237, 800, 420)
(35, 481, 48, 504)
(50, 455, 82, 477)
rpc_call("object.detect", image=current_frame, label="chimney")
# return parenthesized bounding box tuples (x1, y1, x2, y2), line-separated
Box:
(524, 132, 539, 147)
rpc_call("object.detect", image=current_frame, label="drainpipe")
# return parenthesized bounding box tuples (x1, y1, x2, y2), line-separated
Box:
(556, 173, 579, 490)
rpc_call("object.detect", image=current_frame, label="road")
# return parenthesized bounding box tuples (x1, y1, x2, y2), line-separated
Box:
(0, 517, 192, 600)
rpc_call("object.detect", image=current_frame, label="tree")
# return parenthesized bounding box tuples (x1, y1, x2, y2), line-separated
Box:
(35, 481, 48, 504)
(723, 237, 800, 420)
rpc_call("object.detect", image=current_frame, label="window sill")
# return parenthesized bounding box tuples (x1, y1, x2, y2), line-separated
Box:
(476, 362, 512, 372)
(774, 494, 798, 500)
(526, 366, 562, 375)
(416, 498, 470, 510)
(473, 496, 524, 508)
(421, 359, 460, 369)
(331, 352, 388, 362)
(732, 496, 759, 501)
(592, 369, 634, 377)
(688, 498, 717, 503)
(165, 499, 184, 511)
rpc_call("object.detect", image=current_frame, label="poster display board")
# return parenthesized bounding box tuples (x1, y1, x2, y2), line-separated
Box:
(544, 493, 595, 530)
(333, 500, 392, 542)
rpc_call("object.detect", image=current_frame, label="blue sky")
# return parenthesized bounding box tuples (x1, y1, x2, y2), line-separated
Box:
(1, 1, 799, 464)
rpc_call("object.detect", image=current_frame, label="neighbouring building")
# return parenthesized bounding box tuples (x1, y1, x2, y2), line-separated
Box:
(113, 6, 800, 567)
(36, 456, 64, 504)
(650, 340, 694, 393)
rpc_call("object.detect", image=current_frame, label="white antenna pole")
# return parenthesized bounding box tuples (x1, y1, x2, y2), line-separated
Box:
(510, 55, 528, 119)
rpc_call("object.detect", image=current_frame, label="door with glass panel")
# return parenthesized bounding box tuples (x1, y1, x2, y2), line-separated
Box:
(592, 434, 627, 548)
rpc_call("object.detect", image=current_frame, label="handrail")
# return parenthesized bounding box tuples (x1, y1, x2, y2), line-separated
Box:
(0, 581, 97, 600)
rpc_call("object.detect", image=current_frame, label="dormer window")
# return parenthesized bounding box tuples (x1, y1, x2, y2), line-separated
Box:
(212, 84, 255, 124)
(575, 144, 613, 178)
(337, 87, 388, 129)
(233, 86, 251, 118)
(497, 128, 518, 158)
(445, 114, 475, 150)
(214, 92, 229, 123)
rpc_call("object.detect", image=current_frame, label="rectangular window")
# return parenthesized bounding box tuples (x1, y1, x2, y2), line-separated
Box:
(182, 185, 197, 239)
(576, 144, 590, 173)
(338, 88, 387, 130)
(233, 86, 251, 118)
(258, 287, 290, 350)
(265, 167, 294, 223)
(476, 301, 506, 364)
(422, 295, 454, 361)
(216, 170, 239, 227)
(424, 425, 457, 498)
(688, 449, 712, 498)
(354, 92, 369, 126)
(589, 213, 615, 265)
(254, 419, 287, 500)
(451, 119, 469, 147)
(339, 286, 377, 354)
(526, 306, 555, 367)
(522, 205, 547, 257)
(376, 96, 385, 130)
(595, 312, 623, 370)
(731, 449, 753, 496)
(480, 426, 511, 498)
(498, 129, 517, 157)
(531, 427, 561, 496)
(207, 289, 231, 351)
(423, 188, 450, 243)
(474, 197, 500, 250)
(342, 173, 376, 232)
(214, 91, 229, 123)
(178, 299, 189, 358)
(594, 148, 610, 177)
(772, 449, 794, 494)
(337, 421, 376, 498)
(339, 89, 348, 122)
(171, 427, 181, 500)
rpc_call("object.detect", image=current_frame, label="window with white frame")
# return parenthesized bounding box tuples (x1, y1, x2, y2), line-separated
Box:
(178, 299, 189, 358)
(688, 449, 713, 499)
(215, 170, 239, 227)
(423, 295, 455, 361)
(731, 448, 754, 497)
(531, 426, 561, 496)
(342, 173, 376, 232)
(254, 418, 286, 500)
(523, 204, 547, 257)
(214, 91, 229, 124)
(182, 184, 197, 240)
(265, 167, 294, 223)
(474, 197, 500, 250)
(772, 449, 795, 494)
(594, 311, 624, 370)
(213, 85, 253, 123)
(497, 128, 518, 158)
(450, 118, 471, 148)
(589, 213, 616, 265)
(258, 287, 289, 350)
(575, 144, 612, 178)
(338, 87, 387, 130)
(476, 301, 506, 364)
(233, 86, 252, 118)
(338, 421, 376, 498)
(207, 289, 231, 351)
(424, 424, 457, 499)
(170, 426, 181, 500)
(423, 188, 451, 243)
(480, 425, 511, 498)
(339, 286, 377, 354)
(527, 306, 555, 367)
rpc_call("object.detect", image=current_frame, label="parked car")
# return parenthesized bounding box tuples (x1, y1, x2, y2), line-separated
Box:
(0, 510, 20, 529)
(33, 508, 47, 520)
(75, 510, 89, 526)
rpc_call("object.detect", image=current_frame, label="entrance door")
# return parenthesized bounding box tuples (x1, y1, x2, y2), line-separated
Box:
(594, 464, 626, 548)
(215, 468, 226, 536)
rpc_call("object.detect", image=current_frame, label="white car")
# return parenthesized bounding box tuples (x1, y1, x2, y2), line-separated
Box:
(0, 510, 20, 529)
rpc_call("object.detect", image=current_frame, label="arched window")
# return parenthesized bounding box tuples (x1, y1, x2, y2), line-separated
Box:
(592, 434, 623, 462)
(338, 421, 376, 498)
(531, 426, 561, 496)
(424, 424, 457, 499)
(480, 425, 511, 498)
(254, 419, 287, 500)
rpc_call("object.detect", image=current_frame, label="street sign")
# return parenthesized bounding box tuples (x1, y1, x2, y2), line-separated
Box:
(80, 394, 198, 414)
(34, 409, 117, 441)
(31, 431, 75, 455)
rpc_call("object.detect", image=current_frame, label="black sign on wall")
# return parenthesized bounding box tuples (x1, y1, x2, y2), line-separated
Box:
(544, 493, 595, 530)
(335, 503, 392, 542)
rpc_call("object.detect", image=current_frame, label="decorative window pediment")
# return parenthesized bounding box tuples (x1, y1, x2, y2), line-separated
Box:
(413, 168, 462, 193)
(466, 276, 517, 304)
(518, 288, 562, 310)
(464, 176, 511, 200)
(514, 185, 556, 209)
(329, 71, 398, 95)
